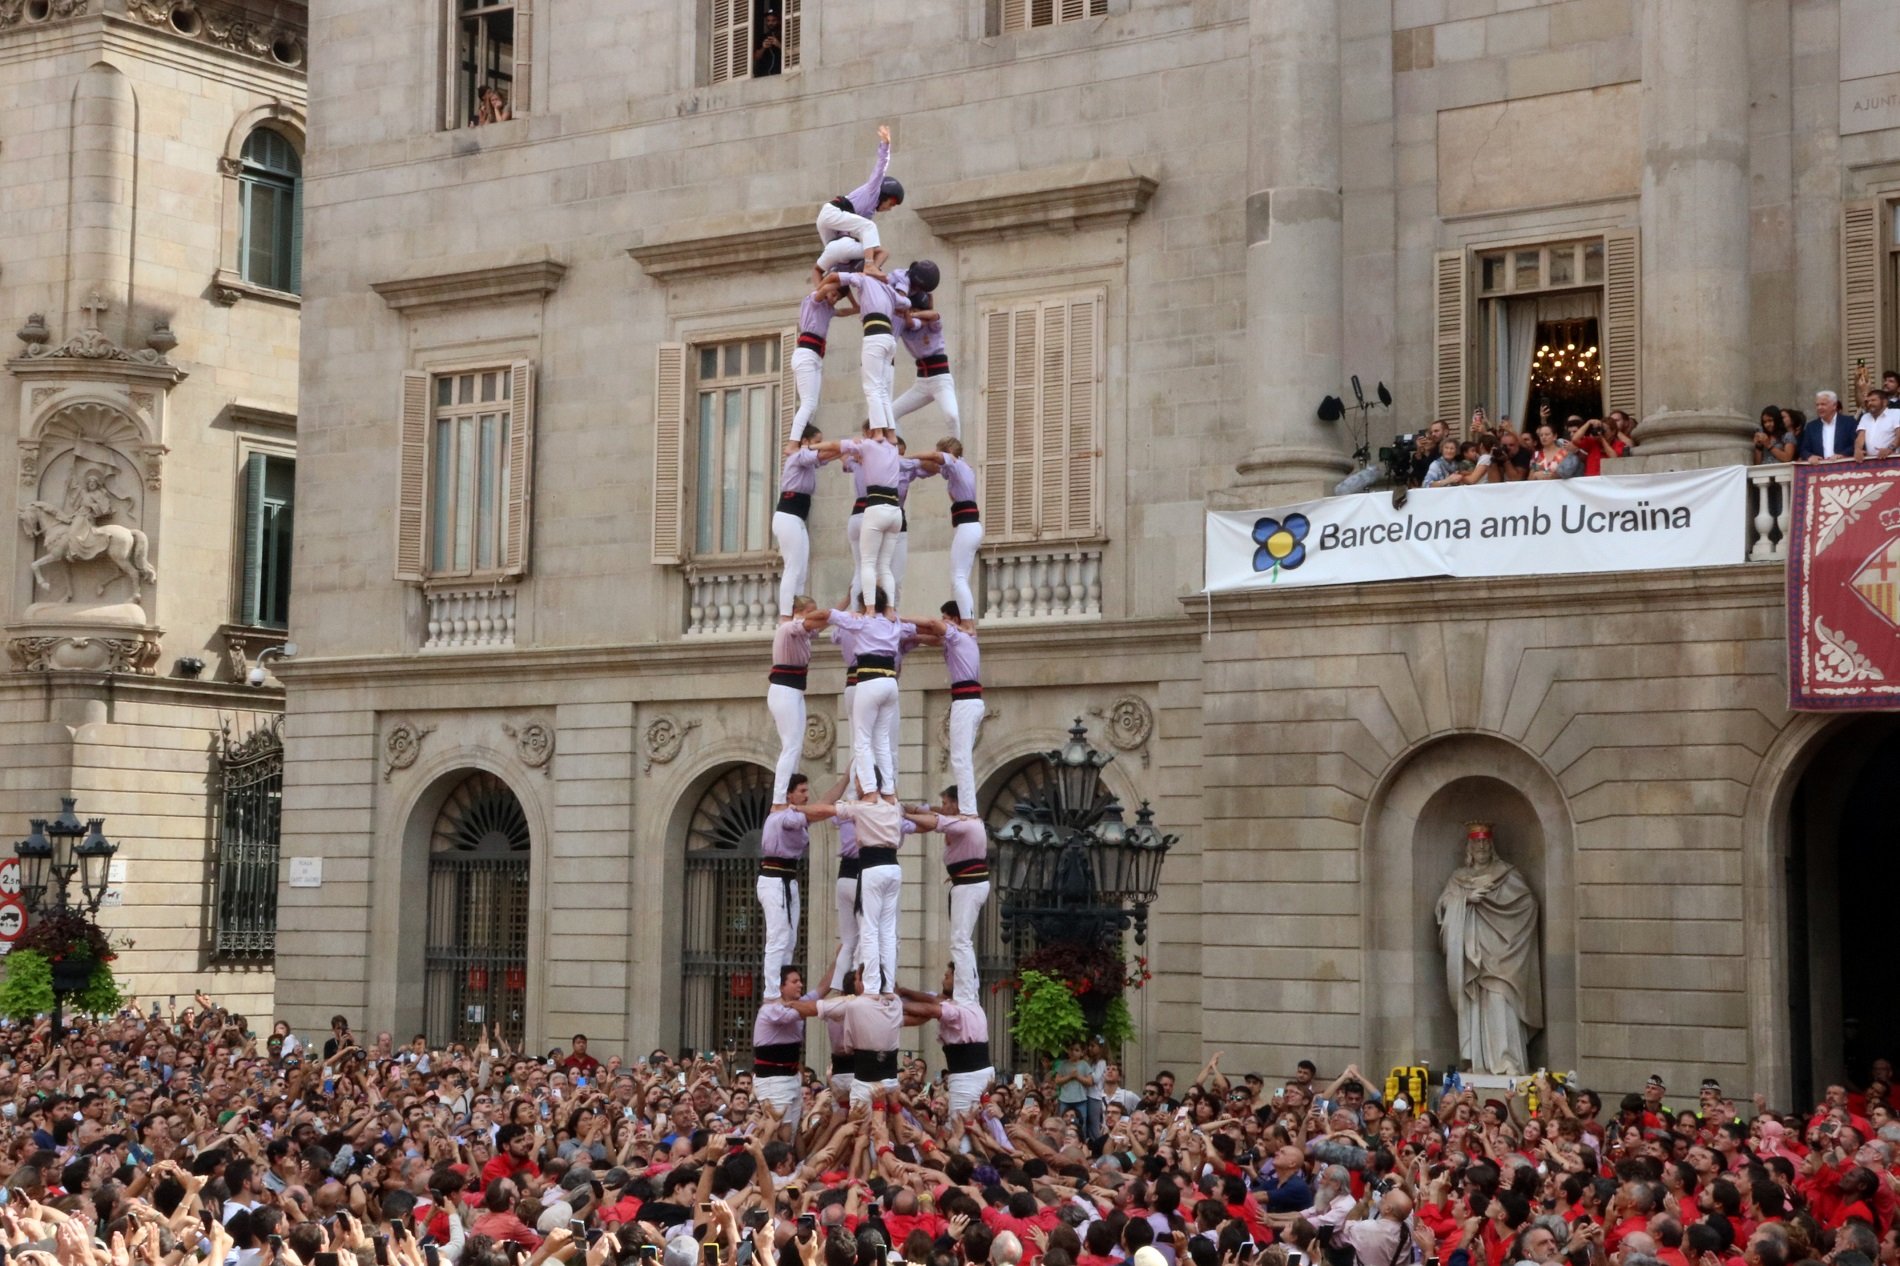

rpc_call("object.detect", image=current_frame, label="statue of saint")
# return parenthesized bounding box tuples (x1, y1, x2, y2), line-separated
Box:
(19, 463, 153, 603)
(1435, 822, 1542, 1075)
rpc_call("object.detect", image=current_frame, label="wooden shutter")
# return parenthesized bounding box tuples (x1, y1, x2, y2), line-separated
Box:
(1063, 293, 1101, 537)
(1432, 249, 1466, 430)
(981, 309, 1012, 532)
(1001, 0, 1027, 33)
(1089, 0, 1106, 13)
(1007, 305, 1039, 540)
(779, 328, 799, 443)
(1602, 229, 1642, 420)
(710, 0, 749, 84)
(783, 0, 801, 70)
(652, 343, 687, 565)
(240, 453, 268, 624)
(1037, 299, 1068, 540)
(1843, 200, 1884, 395)
(1059, 0, 1087, 21)
(502, 359, 536, 575)
(512, 0, 533, 113)
(395, 371, 430, 581)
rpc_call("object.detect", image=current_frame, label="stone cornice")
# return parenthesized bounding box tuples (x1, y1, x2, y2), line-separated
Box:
(370, 255, 567, 315)
(914, 160, 1159, 243)
(626, 207, 814, 283)
(273, 618, 1204, 690)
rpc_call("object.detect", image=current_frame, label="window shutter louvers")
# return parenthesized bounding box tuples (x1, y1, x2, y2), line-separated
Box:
(241, 453, 268, 624)
(1060, 0, 1087, 21)
(1843, 201, 1883, 395)
(1001, 0, 1028, 33)
(1065, 293, 1101, 537)
(783, 0, 801, 70)
(502, 359, 535, 575)
(779, 329, 799, 443)
(1037, 299, 1069, 540)
(652, 343, 688, 565)
(1008, 305, 1039, 540)
(1433, 249, 1467, 431)
(711, 0, 749, 84)
(396, 371, 430, 581)
(1602, 228, 1642, 420)
(981, 309, 1012, 532)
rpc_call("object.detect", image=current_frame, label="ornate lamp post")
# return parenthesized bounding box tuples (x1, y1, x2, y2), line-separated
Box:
(13, 797, 118, 1036)
(988, 719, 1176, 947)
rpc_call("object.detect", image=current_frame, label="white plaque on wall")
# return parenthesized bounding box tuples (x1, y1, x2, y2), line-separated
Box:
(288, 857, 322, 888)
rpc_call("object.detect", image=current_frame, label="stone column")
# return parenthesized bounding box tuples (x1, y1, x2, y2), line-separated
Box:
(1231, 0, 1351, 500)
(68, 61, 136, 345)
(1634, 0, 1752, 459)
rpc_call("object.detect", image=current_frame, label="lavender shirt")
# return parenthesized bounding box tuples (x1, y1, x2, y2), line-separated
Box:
(837, 816, 858, 859)
(799, 292, 838, 340)
(939, 453, 977, 504)
(898, 315, 945, 360)
(840, 140, 891, 219)
(753, 995, 812, 1049)
(827, 610, 917, 659)
(780, 446, 819, 496)
(772, 620, 812, 669)
(941, 624, 980, 683)
(825, 1010, 853, 1056)
(897, 457, 933, 506)
(761, 807, 811, 861)
(939, 816, 987, 868)
(938, 998, 989, 1046)
(838, 437, 900, 488)
(838, 272, 897, 322)
(842, 454, 870, 504)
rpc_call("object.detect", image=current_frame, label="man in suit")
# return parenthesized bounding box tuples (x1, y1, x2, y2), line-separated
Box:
(1800, 390, 1857, 461)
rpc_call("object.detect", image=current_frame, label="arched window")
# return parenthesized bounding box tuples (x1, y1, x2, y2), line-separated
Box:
(679, 764, 803, 1055)
(238, 127, 301, 293)
(425, 771, 530, 1047)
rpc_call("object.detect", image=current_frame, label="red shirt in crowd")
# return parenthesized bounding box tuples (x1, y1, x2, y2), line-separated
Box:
(480, 1152, 541, 1187)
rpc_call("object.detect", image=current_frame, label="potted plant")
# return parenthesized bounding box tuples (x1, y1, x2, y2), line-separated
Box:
(1007, 942, 1148, 1060)
(0, 909, 125, 1023)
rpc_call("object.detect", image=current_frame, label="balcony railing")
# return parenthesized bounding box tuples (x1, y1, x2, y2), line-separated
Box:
(686, 562, 779, 636)
(1746, 464, 1791, 563)
(424, 584, 517, 651)
(981, 544, 1103, 623)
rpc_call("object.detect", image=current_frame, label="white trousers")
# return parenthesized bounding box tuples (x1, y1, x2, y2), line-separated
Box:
(861, 334, 897, 433)
(829, 1071, 854, 1100)
(948, 697, 985, 816)
(755, 1074, 803, 1128)
(845, 511, 864, 608)
(892, 530, 908, 608)
(857, 504, 903, 608)
(849, 1075, 898, 1108)
(833, 873, 859, 991)
(790, 347, 824, 440)
(947, 1067, 995, 1118)
(766, 683, 806, 804)
(816, 203, 880, 261)
(773, 512, 810, 618)
(850, 675, 899, 795)
(891, 372, 961, 440)
(949, 521, 985, 620)
(839, 683, 856, 787)
(856, 862, 903, 994)
(948, 878, 989, 1006)
(755, 873, 800, 986)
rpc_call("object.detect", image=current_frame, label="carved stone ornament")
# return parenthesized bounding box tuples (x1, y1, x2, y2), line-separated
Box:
(642, 714, 700, 773)
(125, 0, 306, 67)
(382, 720, 437, 782)
(7, 634, 159, 675)
(502, 720, 555, 776)
(216, 156, 243, 178)
(0, 0, 89, 29)
(16, 295, 178, 366)
(936, 705, 1000, 770)
(1090, 695, 1156, 766)
(802, 711, 834, 762)
(16, 440, 39, 489)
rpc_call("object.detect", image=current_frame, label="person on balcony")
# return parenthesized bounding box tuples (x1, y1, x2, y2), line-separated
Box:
(1800, 391, 1857, 461)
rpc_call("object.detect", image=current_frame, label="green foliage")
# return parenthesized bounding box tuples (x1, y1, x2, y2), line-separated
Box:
(0, 951, 53, 1024)
(71, 962, 123, 1017)
(1101, 992, 1135, 1049)
(1011, 969, 1086, 1059)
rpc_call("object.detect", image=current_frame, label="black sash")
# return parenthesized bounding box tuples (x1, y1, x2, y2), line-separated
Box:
(951, 499, 980, 526)
(838, 858, 862, 880)
(777, 490, 812, 520)
(951, 679, 983, 699)
(769, 663, 808, 690)
(943, 1042, 991, 1074)
(916, 353, 950, 377)
(754, 1042, 802, 1076)
(797, 331, 827, 356)
(862, 314, 893, 337)
(830, 1052, 854, 1075)
(860, 846, 898, 867)
(853, 1049, 899, 1081)
(864, 484, 899, 507)
(948, 858, 990, 886)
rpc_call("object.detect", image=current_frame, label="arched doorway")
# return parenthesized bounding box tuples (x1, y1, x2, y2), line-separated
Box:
(976, 758, 1051, 1074)
(679, 764, 805, 1055)
(1785, 715, 1900, 1106)
(424, 772, 531, 1048)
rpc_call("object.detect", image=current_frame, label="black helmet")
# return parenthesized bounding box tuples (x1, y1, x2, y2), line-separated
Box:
(879, 177, 905, 206)
(906, 260, 940, 294)
(908, 291, 933, 312)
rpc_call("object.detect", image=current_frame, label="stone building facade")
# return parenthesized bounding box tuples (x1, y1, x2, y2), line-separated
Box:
(283, 0, 1896, 1102)
(0, 0, 304, 1011)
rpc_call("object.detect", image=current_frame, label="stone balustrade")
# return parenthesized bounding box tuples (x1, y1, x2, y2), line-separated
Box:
(981, 544, 1104, 622)
(423, 584, 517, 650)
(686, 562, 779, 636)
(1746, 464, 1792, 563)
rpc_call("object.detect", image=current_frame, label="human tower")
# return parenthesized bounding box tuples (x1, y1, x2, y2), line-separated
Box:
(746, 126, 996, 1129)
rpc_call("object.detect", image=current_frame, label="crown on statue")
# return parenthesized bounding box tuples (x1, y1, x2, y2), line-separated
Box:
(1465, 821, 1494, 842)
(1880, 507, 1900, 531)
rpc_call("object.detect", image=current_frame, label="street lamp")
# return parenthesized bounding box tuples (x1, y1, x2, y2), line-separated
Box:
(13, 797, 119, 1036)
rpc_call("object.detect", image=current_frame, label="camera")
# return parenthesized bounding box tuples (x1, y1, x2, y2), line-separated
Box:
(1379, 434, 1424, 486)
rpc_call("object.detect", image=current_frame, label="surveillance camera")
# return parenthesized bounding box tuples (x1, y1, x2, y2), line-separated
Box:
(247, 666, 268, 687)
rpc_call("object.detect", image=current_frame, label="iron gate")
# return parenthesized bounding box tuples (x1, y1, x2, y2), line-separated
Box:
(680, 764, 807, 1056)
(213, 719, 284, 960)
(979, 760, 1055, 1075)
(425, 772, 531, 1048)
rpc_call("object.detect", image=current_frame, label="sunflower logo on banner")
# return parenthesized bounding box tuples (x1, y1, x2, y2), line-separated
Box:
(1252, 514, 1309, 581)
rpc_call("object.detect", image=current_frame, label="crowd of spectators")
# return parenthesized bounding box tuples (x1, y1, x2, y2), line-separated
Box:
(1411, 405, 1638, 490)
(3, 996, 1896, 1266)
(1757, 367, 1900, 465)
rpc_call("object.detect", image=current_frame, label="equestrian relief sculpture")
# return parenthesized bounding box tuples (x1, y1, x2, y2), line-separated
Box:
(19, 465, 156, 604)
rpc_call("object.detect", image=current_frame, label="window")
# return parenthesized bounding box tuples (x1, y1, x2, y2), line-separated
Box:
(394, 362, 536, 582)
(979, 291, 1103, 543)
(238, 128, 300, 293)
(679, 764, 793, 1054)
(1001, 0, 1107, 33)
(710, 0, 801, 85)
(449, 0, 532, 128)
(239, 453, 294, 628)
(695, 336, 779, 555)
(213, 720, 283, 962)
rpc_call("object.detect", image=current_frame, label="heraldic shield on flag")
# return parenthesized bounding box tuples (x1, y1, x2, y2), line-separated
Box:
(1788, 460, 1900, 709)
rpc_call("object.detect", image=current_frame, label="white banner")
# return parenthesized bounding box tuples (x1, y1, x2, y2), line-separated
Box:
(1205, 466, 1748, 593)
